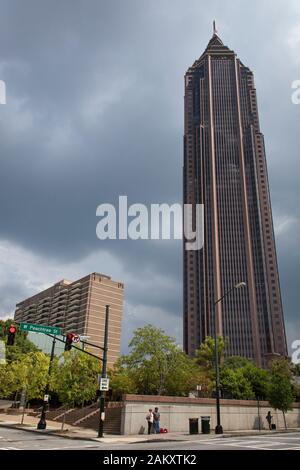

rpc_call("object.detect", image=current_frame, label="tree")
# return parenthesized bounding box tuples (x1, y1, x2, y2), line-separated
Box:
(0, 364, 18, 398)
(218, 356, 270, 400)
(268, 358, 294, 429)
(224, 356, 252, 370)
(0, 351, 49, 400)
(161, 349, 206, 396)
(108, 367, 138, 399)
(112, 325, 203, 396)
(293, 364, 300, 377)
(51, 350, 101, 405)
(195, 336, 226, 371)
(220, 367, 255, 399)
(235, 360, 270, 400)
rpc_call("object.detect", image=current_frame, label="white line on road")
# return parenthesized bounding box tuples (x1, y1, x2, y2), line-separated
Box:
(263, 436, 300, 440)
(276, 447, 300, 450)
(245, 441, 286, 447)
(48, 445, 97, 450)
(0, 447, 19, 450)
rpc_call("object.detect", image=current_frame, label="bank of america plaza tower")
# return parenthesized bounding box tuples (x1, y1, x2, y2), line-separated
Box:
(183, 26, 287, 366)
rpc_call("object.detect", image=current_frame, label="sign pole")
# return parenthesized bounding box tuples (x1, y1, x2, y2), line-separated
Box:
(37, 335, 56, 429)
(98, 305, 109, 438)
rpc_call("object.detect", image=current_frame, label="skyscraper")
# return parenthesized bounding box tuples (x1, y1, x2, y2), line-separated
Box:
(183, 24, 287, 366)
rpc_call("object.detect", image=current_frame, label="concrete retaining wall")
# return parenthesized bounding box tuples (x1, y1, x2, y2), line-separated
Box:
(120, 395, 300, 435)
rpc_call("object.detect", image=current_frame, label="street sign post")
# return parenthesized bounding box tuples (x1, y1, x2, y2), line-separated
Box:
(20, 322, 62, 336)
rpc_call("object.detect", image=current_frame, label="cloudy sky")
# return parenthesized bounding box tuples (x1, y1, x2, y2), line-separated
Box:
(0, 0, 299, 354)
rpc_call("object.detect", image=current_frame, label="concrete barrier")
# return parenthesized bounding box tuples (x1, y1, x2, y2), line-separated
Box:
(120, 394, 300, 435)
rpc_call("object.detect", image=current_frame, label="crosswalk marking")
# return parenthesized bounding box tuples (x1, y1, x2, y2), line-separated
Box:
(48, 445, 97, 450)
(277, 447, 300, 450)
(205, 438, 300, 450)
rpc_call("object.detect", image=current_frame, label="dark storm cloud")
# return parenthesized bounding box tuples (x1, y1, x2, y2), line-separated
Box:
(0, 0, 299, 351)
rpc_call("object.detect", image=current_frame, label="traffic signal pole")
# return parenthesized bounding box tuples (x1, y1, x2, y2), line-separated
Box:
(98, 305, 109, 438)
(37, 335, 56, 429)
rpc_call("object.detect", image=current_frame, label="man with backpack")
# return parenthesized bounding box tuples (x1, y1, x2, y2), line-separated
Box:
(153, 407, 161, 434)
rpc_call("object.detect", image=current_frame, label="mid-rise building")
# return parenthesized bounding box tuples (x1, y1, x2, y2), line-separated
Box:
(14, 272, 124, 366)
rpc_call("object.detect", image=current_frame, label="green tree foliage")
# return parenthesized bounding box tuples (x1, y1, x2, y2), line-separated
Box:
(268, 358, 294, 429)
(0, 351, 49, 400)
(109, 368, 138, 399)
(51, 350, 101, 405)
(195, 336, 226, 371)
(220, 367, 255, 399)
(224, 356, 252, 370)
(110, 325, 203, 396)
(224, 357, 270, 399)
(293, 364, 300, 377)
(196, 340, 272, 400)
(241, 363, 270, 400)
(0, 365, 18, 398)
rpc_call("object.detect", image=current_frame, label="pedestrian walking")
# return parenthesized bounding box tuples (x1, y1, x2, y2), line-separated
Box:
(153, 407, 161, 434)
(146, 408, 154, 434)
(266, 411, 273, 430)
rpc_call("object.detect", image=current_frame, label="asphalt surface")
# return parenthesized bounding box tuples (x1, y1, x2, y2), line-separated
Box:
(0, 428, 300, 450)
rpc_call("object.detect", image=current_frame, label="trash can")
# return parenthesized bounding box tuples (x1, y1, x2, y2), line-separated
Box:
(201, 416, 210, 434)
(189, 418, 199, 434)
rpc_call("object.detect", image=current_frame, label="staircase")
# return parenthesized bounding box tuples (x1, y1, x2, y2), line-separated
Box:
(74, 402, 123, 434)
(34, 402, 123, 434)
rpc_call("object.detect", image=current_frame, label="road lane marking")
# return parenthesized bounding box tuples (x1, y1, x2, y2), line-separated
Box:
(0, 447, 19, 450)
(277, 447, 300, 450)
(48, 445, 98, 450)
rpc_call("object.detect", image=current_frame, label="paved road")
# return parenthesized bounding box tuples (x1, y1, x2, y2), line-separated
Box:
(111, 432, 300, 450)
(0, 428, 300, 450)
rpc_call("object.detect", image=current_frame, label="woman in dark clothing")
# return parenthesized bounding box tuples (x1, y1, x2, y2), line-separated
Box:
(266, 411, 273, 430)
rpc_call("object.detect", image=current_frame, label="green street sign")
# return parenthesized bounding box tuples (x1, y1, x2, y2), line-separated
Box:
(20, 322, 62, 336)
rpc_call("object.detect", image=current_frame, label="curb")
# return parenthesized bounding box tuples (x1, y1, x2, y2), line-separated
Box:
(0, 422, 100, 442)
(0, 423, 220, 443)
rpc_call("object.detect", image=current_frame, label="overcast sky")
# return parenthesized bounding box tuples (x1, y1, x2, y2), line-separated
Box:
(0, 0, 299, 354)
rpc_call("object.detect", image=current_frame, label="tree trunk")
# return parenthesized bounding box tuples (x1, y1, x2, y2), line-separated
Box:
(283, 411, 287, 430)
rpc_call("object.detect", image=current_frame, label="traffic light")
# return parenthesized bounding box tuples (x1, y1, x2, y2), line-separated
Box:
(65, 332, 74, 351)
(7, 324, 17, 346)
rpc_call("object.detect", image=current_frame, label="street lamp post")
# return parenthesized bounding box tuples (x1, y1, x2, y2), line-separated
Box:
(214, 282, 246, 434)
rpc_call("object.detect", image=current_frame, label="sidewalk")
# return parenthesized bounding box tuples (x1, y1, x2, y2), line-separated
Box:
(0, 412, 299, 444)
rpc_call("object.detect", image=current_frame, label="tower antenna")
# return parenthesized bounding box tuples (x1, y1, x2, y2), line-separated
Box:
(213, 20, 217, 35)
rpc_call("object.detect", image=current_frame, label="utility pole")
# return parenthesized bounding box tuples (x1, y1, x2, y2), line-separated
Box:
(98, 305, 109, 438)
(37, 335, 56, 429)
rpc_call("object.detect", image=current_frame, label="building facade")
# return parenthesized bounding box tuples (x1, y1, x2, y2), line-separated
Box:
(183, 27, 287, 366)
(14, 272, 124, 366)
